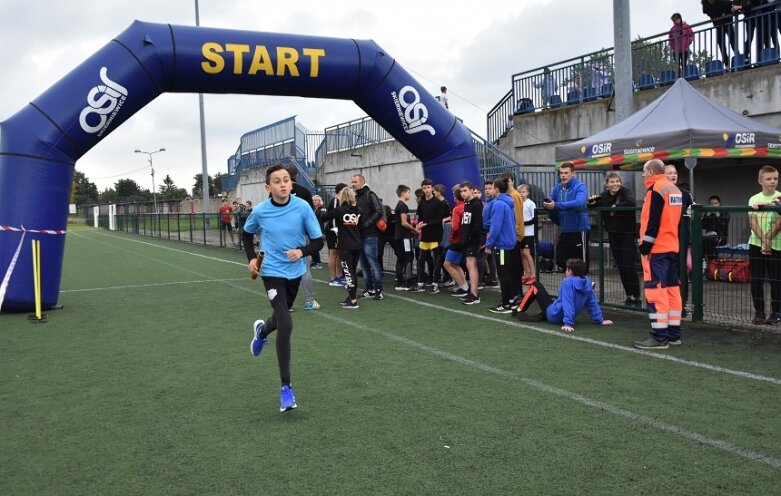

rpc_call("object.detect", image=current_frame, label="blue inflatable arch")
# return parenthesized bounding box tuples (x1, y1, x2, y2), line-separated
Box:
(0, 21, 479, 313)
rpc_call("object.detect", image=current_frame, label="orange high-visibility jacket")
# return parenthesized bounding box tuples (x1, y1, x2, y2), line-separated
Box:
(640, 174, 682, 254)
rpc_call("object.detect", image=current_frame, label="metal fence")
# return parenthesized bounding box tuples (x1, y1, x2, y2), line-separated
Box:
(90, 203, 776, 330)
(536, 204, 772, 330)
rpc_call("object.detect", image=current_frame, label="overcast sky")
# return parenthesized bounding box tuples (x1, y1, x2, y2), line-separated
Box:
(0, 0, 705, 192)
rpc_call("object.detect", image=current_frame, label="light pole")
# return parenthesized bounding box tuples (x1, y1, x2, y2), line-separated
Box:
(134, 148, 166, 214)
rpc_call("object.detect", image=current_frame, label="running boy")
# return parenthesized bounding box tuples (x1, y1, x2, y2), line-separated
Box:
(243, 165, 324, 412)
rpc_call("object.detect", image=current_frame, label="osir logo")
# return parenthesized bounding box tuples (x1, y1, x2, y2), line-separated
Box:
(341, 212, 360, 226)
(584, 142, 612, 158)
(391, 85, 435, 136)
(79, 67, 128, 137)
(722, 132, 756, 148)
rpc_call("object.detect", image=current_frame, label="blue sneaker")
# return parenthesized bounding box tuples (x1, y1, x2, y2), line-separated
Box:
(280, 385, 297, 412)
(304, 300, 320, 311)
(250, 319, 267, 357)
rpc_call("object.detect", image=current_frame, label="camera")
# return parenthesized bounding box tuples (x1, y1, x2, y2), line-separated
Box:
(543, 198, 552, 203)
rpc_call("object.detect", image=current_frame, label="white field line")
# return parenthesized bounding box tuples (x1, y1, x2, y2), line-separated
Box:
(320, 311, 781, 470)
(60, 278, 245, 293)
(74, 231, 781, 386)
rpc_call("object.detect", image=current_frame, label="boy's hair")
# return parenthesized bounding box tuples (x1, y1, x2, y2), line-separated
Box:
(414, 188, 424, 198)
(265, 164, 288, 183)
(708, 194, 721, 203)
(421, 178, 434, 187)
(517, 183, 530, 193)
(758, 165, 778, 180)
(433, 184, 446, 195)
(493, 178, 509, 193)
(338, 187, 357, 206)
(501, 171, 515, 183)
(559, 161, 576, 172)
(484, 179, 494, 186)
(566, 258, 587, 277)
(604, 172, 622, 184)
(459, 181, 475, 190)
(396, 184, 410, 197)
(335, 182, 348, 194)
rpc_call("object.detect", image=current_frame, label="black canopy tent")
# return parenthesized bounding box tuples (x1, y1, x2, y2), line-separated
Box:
(554, 79, 781, 177)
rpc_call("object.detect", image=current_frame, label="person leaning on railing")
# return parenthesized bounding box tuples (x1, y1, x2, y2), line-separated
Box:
(587, 172, 642, 307)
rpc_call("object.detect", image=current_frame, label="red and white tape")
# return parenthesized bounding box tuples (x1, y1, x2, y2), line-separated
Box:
(0, 225, 66, 235)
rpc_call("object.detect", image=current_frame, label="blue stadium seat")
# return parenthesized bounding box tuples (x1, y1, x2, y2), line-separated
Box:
(731, 54, 749, 71)
(637, 73, 655, 90)
(548, 95, 562, 108)
(514, 98, 535, 115)
(600, 83, 615, 98)
(759, 47, 779, 66)
(582, 87, 598, 101)
(566, 89, 581, 105)
(683, 64, 701, 81)
(659, 69, 677, 86)
(704, 60, 725, 77)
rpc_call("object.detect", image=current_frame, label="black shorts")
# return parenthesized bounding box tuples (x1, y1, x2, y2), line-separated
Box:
(325, 230, 338, 249)
(520, 235, 536, 255)
(464, 244, 480, 257)
(261, 276, 302, 310)
(220, 221, 233, 232)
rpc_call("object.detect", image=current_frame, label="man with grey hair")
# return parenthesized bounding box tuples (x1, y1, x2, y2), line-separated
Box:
(352, 174, 385, 300)
(635, 159, 683, 350)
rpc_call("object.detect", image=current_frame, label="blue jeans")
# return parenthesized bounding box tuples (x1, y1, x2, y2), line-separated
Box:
(359, 236, 383, 292)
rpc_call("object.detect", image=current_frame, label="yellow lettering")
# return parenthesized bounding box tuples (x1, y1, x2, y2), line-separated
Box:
(248, 45, 274, 75)
(303, 48, 325, 77)
(201, 42, 224, 74)
(225, 43, 250, 74)
(276, 47, 299, 76)
(202, 43, 326, 78)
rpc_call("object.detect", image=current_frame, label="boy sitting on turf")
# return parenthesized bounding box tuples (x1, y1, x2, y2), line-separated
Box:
(514, 258, 613, 332)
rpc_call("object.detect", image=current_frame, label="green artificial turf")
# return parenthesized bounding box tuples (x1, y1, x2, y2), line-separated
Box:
(1, 228, 780, 495)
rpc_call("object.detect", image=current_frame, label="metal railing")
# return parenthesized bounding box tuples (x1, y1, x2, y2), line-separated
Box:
(90, 202, 778, 330)
(487, 6, 781, 143)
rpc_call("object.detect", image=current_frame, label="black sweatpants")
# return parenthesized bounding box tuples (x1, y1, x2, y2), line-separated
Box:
(339, 248, 361, 301)
(260, 276, 301, 386)
(557, 231, 590, 273)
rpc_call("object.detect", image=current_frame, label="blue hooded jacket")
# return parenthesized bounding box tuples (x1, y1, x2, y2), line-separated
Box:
(485, 193, 516, 251)
(548, 176, 590, 232)
(545, 276, 604, 327)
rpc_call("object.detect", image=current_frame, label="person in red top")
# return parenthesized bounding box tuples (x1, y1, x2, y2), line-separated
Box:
(669, 12, 694, 77)
(443, 185, 467, 295)
(635, 159, 683, 350)
(218, 197, 236, 247)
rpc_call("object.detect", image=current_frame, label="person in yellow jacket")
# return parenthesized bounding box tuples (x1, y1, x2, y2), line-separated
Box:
(634, 159, 683, 350)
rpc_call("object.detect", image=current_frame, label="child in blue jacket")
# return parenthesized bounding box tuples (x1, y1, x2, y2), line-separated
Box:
(514, 258, 613, 332)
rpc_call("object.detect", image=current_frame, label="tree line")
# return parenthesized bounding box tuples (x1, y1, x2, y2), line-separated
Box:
(71, 171, 229, 206)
